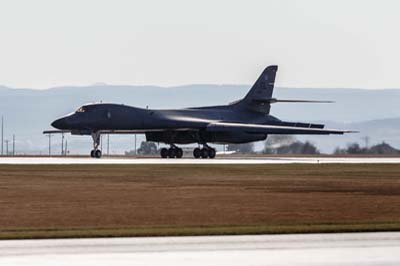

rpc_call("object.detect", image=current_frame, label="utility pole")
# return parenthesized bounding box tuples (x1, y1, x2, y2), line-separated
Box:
(1, 116, 3, 156)
(5, 139, 9, 156)
(12, 134, 15, 156)
(361, 136, 370, 149)
(47, 134, 52, 156)
(61, 133, 64, 155)
(134, 134, 137, 155)
(107, 134, 110, 155)
(65, 140, 68, 156)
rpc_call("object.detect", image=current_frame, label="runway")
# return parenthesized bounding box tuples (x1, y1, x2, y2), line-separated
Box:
(0, 156, 400, 164)
(0, 233, 399, 266)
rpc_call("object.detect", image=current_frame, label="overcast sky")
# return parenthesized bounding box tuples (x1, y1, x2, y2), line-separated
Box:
(0, 0, 399, 89)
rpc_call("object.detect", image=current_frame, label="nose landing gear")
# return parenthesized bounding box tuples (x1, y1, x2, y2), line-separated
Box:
(90, 149, 102, 158)
(90, 132, 102, 158)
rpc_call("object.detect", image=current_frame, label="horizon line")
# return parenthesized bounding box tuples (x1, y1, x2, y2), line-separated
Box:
(1, 83, 400, 91)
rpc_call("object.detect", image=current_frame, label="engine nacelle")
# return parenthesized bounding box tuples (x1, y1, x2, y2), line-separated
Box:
(146, 131, 267, 144)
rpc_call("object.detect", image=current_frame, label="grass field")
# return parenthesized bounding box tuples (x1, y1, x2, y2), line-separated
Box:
(0, 164, 399, 239)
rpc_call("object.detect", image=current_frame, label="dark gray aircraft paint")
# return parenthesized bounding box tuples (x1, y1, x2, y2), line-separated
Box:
(45, 66, 354, 158)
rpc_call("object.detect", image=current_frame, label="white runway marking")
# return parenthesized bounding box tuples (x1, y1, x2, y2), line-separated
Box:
(0, 233, 399, 266)
(0, 157, 400, 164)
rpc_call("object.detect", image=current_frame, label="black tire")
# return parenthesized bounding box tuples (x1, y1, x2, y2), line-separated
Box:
(176, 148, 183, 158)
(208, 148, 216, 159)
(95, 150, 102, 158)
(193, 148, 201, 159)
(160, 148, 169, 158)
(90, 150, 95, 158)
(201, 148, 209, 159)
(168, 148, 176, 158)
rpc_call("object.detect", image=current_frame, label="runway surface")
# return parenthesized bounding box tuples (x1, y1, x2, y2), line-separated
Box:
(0, 233, 399, 266)
(1, 156, 400, 164)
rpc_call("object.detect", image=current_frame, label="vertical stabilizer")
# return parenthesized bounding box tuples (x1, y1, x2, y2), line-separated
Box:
(236, 65, 278, 113)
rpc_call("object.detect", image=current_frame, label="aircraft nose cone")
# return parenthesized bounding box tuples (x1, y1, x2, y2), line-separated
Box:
(51, 118, 67, 129)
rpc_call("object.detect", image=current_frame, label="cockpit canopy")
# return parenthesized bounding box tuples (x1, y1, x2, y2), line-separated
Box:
(75, 103, 112, 114)
(76, 106, 86, 113)
(75, 104, 97, 113)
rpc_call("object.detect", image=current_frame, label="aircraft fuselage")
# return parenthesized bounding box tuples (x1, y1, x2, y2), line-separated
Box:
(52, 103, 276, 144)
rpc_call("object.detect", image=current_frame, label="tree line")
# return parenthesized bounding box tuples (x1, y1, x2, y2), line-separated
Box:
(125, 136, 400, 155)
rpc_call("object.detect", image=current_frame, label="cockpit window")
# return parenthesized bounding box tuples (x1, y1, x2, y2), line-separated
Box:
(76, 107, 86, 113)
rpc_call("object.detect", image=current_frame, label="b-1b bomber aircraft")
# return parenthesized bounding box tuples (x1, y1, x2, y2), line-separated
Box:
(44, 66, 354, 158)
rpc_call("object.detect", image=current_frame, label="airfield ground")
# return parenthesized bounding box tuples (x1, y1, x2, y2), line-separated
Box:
(0, 164, 399, 239)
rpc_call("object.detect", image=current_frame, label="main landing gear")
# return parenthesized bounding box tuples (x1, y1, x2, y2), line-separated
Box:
(90, 132, 102, 158)
(160, 145, 183, 159)
(193, 145, 216, 159)
(159, 144, 216, 159)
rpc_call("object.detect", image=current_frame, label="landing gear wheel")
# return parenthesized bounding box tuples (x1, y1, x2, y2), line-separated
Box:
(176, 148, 183, 158)
(168, 148, 176, 158)
(91, 132, 101, 159)
(160, 148, 169, 158)
(201, 148, 209, 159)
(94, 150, 102, 158)
(208, 148, 216, 159)
(193, 148, 201, 159)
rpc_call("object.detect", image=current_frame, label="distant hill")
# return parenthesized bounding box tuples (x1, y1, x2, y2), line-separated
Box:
(0, 85, 399, 154)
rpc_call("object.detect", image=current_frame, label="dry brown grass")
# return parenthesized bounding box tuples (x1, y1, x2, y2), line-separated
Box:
(0, 164, 399, 238)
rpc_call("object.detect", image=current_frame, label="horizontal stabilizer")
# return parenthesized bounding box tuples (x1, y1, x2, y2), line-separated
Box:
(43, 130, 71, 134)
(253, 98, 334, 104)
